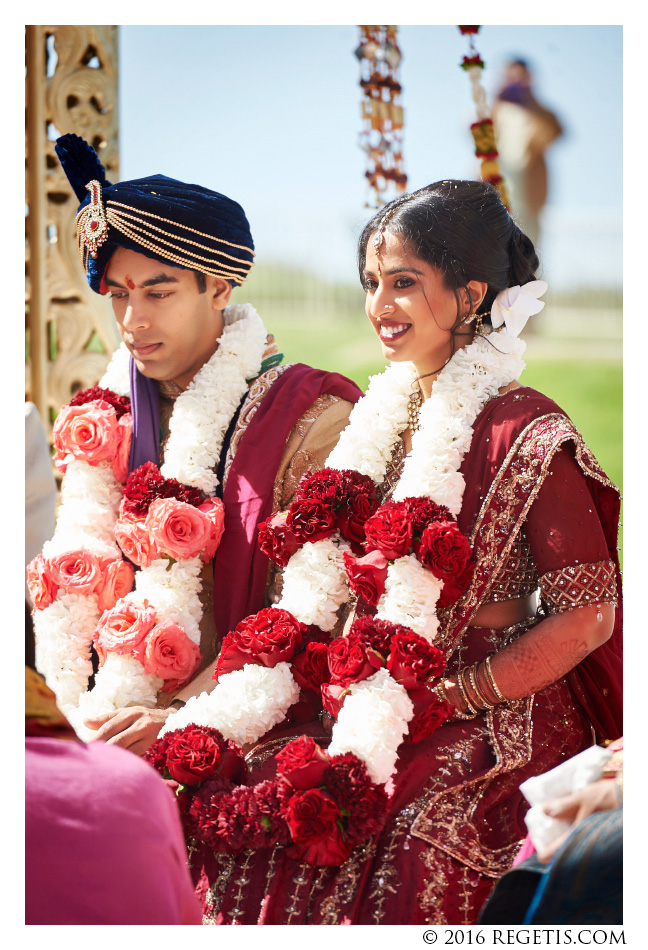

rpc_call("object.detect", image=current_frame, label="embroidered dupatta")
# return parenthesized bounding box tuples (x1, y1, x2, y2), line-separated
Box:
(437, 386, 622, 742)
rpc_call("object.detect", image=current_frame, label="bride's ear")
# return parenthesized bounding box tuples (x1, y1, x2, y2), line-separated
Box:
(464, 280, 488, 314)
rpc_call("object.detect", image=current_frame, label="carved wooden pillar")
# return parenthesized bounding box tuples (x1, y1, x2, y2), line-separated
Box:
(25, 25, 120, 431)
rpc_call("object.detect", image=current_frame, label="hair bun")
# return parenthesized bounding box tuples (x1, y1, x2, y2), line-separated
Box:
(508, 225, 539, 286)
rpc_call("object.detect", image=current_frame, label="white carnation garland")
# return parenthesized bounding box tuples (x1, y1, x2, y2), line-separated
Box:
(34, 304, 268, 739)
(164, 323, 528, 779)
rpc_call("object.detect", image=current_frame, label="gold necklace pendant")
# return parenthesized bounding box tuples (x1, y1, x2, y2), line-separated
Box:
(407, 385, 423, 433)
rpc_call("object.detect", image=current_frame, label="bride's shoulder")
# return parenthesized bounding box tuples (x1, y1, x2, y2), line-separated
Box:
(479, 385, 569, 433)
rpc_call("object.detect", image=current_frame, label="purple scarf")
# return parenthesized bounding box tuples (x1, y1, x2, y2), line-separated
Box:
(128, 359, 160, 473)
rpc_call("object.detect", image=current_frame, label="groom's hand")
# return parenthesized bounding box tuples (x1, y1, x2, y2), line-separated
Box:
(84, 706, 174, 756)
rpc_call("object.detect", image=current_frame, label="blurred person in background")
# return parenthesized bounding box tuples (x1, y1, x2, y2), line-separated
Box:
(493, 58, 563, 247)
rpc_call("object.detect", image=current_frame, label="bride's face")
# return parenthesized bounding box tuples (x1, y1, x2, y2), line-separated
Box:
(362, 231, 467, 373)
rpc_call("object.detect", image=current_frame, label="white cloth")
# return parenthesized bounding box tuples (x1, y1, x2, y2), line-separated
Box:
(520, 744, 612, 853)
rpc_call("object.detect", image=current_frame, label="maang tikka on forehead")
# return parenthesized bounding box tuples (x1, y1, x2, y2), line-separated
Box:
(371, 188, 425, 255)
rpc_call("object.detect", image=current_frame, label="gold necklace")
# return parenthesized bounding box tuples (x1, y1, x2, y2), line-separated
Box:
(406, 361, 450, 433)
(407, 383, 423, 432)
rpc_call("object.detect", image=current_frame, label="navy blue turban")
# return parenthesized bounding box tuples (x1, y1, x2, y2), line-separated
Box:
(55, 133, 255, 294)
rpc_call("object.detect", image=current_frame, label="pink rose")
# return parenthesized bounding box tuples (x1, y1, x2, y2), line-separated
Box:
(47, 549, 102, 595)
(93, 598, 157, 664)
(139, 619, 201, 693)
(197, 498, 225, 562)
(96, 558, 136, 613)
(114, 517, 159, 568)
(111, 413, 133, 483)
(145, 497, 212, 560)
(52, 400, 121, 471)
(26, 554, 58, 609)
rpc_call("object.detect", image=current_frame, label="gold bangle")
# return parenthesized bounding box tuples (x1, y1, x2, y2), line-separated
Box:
(456, 668, 480, 716)
(434, 680, 476, 720)
(484, 655, 506, 702)
(467, 663, 496, 710)
(475, 660, 500, 707)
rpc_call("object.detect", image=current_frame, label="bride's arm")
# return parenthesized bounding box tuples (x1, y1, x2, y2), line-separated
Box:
(442, 602, 614, 714)
(440, 443, 619, 715)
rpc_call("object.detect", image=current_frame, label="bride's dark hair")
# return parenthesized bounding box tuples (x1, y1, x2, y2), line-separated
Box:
(357, 180, 540, 326)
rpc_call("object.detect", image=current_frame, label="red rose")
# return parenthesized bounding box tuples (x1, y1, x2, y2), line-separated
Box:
(164, 725, 224, 786)
(364, 501, 413, 560)
(349, 616, 412, 660)
(415, 520, 472, 579)
(276, 735, 330, 790)
(257, 510, 301, 567)
(407, 687, 454, 743)
(286, 497, 337, 544)
(344, 550, 388, 606)
(321, 682, 351, 719)
(386, 632, 446, 689)
(291, 641, 330, 692)
(337, 491, 377, 547)
(437, 559, 475, 608)
(285, 788, 352, 866)
(339, 470, 378, 502)
(327, 635, 382, 685)
(214, 608, 304, 679)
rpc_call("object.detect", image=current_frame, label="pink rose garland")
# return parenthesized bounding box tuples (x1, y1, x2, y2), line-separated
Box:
(93, 599, 200, 692)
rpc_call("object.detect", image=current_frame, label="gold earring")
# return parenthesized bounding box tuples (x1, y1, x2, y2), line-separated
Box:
(464, 311, 483, 332)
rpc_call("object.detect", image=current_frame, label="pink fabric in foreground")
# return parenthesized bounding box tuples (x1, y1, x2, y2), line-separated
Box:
(513, 834, 537, 867)
(25, 737, 201, 925)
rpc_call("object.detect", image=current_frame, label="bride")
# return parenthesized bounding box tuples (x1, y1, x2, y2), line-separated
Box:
(159, 180, 622, 925)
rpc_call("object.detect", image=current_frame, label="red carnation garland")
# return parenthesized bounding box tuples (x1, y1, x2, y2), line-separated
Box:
(318, 616, 453, 740)
(146, 726, 389, 866)
(259, 473, 473, 610)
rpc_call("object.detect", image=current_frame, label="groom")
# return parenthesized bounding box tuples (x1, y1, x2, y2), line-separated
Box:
(52, 133, 361, 754)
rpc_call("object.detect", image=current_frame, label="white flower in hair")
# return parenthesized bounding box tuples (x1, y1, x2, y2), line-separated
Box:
(491, 280, 548, 338)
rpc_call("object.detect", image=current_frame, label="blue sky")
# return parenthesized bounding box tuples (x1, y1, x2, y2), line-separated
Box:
(118, 24, 622, 290)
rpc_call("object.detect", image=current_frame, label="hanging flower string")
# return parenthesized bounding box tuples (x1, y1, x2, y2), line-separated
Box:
(356, 25, 407, 207)
(458, 25, 510, 208)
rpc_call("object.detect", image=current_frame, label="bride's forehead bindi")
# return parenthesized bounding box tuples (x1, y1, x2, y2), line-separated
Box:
(125, 276, 135, 290)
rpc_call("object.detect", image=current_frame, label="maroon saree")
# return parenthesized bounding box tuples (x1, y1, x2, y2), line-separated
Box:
(188, 387, 622, 925)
